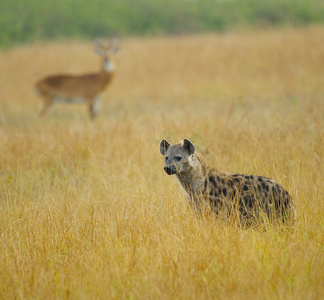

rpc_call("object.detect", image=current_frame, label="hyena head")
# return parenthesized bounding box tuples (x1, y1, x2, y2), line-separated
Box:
(159, 139, 195, 175)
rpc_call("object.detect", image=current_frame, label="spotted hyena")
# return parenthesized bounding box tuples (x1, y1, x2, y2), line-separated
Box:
(160, 138, 295, 224)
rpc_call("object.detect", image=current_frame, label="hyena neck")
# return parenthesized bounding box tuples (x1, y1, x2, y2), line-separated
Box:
(176, 153, 207, 195)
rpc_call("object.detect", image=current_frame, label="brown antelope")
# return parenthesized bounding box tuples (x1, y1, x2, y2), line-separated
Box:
(35, 39, 119, 120)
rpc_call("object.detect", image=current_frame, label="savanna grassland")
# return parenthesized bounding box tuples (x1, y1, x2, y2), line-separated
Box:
(1, 26, 324, 299)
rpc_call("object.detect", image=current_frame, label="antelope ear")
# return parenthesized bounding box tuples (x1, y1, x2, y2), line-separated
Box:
(160, 139, 171, 155)
(109, 47, 120, 55)
(183, 139, 195, 155)
(94, 48, 105, 57)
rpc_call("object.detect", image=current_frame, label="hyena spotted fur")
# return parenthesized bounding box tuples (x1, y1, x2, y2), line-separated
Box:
(160, 139, 295, 224)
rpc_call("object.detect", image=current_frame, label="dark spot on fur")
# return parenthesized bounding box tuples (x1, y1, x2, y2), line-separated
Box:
(282, 196, 289, 206)
(272, 186, 276, 195)
(216, 176, 221, 182)
(234, 178, 240, 183)
(261, 182, 267, 189)
(243, 195, 253, 207)
(275, 198, 282, 209)
(250, 175, 254, 180)
(204, 180, 208, 189)
(209, 191, 214, 196)
(221, 178, 225, 184)
(222, 188, 227, 196)
(228, 180, 234, 187)
(243, 185, 249, 191)
(283, 194, 290, 206)
(258, 177, 263, 182)
(209, 176, 217, 187)
(210, 198, 222, 210)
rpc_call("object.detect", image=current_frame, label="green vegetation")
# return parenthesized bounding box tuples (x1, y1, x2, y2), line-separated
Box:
(1, 0, 324, 47)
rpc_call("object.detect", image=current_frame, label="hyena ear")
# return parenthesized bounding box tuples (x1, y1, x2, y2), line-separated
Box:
(160, 139, 171, 155)
(183, 139, 195, 155)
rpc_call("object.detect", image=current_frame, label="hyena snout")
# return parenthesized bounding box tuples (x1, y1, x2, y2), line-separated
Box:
(164, 164, 177, 175)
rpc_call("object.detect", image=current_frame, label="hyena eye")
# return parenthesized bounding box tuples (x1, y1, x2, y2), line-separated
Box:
(165, 156, 168, 161)
(174, 156, 182, 161)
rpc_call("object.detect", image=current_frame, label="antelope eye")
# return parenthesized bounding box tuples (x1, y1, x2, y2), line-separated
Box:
(174, 156, 182, 161)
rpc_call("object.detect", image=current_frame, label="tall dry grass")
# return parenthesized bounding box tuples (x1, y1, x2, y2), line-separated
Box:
(0, 26, 324, 299)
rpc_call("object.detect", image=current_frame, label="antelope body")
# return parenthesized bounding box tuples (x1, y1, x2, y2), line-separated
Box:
(35, 40, 119, 120)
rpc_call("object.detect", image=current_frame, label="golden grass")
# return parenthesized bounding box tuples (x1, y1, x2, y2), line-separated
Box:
(1, 26, 324, 299)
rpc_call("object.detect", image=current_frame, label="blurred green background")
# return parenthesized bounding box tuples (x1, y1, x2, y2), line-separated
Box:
(1, 0, 324, 47)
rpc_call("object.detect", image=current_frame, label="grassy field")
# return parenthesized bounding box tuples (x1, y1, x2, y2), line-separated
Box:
(1, 26, 324, 299)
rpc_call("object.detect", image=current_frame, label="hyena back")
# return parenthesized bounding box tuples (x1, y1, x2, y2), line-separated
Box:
(160, 139, 295, 224)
